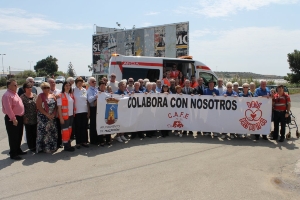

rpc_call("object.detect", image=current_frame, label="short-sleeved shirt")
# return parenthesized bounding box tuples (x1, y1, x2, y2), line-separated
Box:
(107, 81, 119, 93)
(223, 91, 238, 96)
(20, 93, 38, 124)
(57, 93, 74, 116)
(204, 88, 219, 96)
(273, 93, 290, 111)
(255, 87, 270, 97)
(239, 92, 253, 97)
(73, 87, 88, 114)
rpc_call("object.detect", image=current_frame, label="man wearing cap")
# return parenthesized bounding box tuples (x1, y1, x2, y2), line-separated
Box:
(17, 77, 37, 96)
(203, 79, 220, 137)
(2, 79, 26, 160)
(272, 85, 291, 142)
(107, 73, 119, 93)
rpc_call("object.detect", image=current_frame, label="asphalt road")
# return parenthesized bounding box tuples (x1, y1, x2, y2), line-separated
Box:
(0, 86, 299, 200)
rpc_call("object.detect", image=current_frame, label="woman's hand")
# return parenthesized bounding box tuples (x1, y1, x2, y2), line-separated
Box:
(224, 94, 227, 97)
(47, 113, 54, 120)
(60, 118, 64, 124)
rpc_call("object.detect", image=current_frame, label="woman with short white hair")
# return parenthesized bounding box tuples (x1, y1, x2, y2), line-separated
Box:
(249, 82, 256, 94)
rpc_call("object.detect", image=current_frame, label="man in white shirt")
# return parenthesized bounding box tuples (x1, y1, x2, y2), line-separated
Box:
(215, 78, 226, 96)
(107, 73, 119, 93)
(127, 78, 134, 92)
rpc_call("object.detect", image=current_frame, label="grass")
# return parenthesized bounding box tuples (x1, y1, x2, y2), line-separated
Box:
(288, 88, 300, 95)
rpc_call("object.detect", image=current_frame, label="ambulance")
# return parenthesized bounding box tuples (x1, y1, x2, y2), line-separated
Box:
(108, 54, 219, 86)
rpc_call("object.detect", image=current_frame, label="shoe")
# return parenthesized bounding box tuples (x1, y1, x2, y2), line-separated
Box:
(116, 136, 123, 142)
(279, 138, 284, 142)
(197, 131, 201, 134)
(64, 147, 75, 152)
(57, 145, 63, 148)
(221, 135, 226, 139)
(263, 135, 268, 140)
(271, 137, 278, 140)
(188, 131, 193, 136)
(11, 155, 23, 160)
(255, 136, 260, 140)
(213, 133, 218, 137)
(18, 151, 27, 155)
(106, 142, 111, 146)
(76, 145, 81, 149)
(182, 131, 187, 135)
(120, 136, 127, 141)
(130, 134, 136, 139)
(230, 135, 234, 139)
(179, 134, 183, 137)
(100, 143, 105, 147)
(81, 143, 89, 148)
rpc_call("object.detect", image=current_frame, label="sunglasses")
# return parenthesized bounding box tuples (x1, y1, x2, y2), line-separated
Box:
(42, 87, 50, 89)
(243, 87, 248, 88)
(83, 86, 86, 88)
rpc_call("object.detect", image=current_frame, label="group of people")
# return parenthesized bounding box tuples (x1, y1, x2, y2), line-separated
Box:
(2, 74, 291, 161)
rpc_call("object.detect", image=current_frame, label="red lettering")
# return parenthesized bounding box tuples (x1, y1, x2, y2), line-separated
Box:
(184, 114, 189, 119)
(180, 112, 184, 118)
(168, 113, 172, 118)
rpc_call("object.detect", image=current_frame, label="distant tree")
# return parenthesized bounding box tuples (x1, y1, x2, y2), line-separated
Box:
(67, 62, 76, 77)
(36, 70, 48, 77)
(284, 50, 300, 83)
(34, 56, 58, 76)
(55, 71, 67, 77)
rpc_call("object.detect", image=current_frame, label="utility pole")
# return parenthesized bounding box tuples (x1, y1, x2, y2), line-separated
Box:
(0, 54, 6, 75)
(28, 61, 33, 70)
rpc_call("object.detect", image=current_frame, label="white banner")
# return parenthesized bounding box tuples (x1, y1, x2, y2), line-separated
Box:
(96, 93, 272, 135)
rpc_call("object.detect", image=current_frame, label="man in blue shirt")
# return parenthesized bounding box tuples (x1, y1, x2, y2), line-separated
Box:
(203, 79, 219, 137)
(255, 80, 270, 97)
(138, 79, 145, 92)
(155, 79, 162, 93)
(115, 81, 128, 95)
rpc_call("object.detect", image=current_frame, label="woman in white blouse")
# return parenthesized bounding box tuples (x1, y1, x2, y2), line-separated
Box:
(73, 77, 90, 149)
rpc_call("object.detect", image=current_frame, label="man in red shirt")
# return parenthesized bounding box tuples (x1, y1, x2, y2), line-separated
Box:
(272, 85, 291, 142)
(170, 64, 180, 79)
(2, 79, 26, 160)
(190, 75, 198, 88)
(163, 70, 171, 86)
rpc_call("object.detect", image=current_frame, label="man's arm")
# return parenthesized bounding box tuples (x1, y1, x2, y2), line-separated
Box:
(87, 89, 97, 104)
(2, 95, 16, 121)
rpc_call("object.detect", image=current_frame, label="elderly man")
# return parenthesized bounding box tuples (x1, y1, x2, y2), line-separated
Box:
(182, 80, 194, 135)
(272, 85, 291, 142)
(215, 78, 226, 95)
(127, 78, 134, 92)
(133, 82, 142, 94)
(190, 75, 199, 88)
(87, 77, 100, 145)
(102, 77, 108, 85)
(169, 79, 176, 94)
(18, 77, 37, 96)
(48, 78, 63, 148)
(2, 79, 26, 160)
(156, 79, 162, 93)
(249, 82, 256, 94)
(203, 79, 220, 137)
(114, 81, 128, 142)
(107, 73, 119, 93)
(233, 82, 239, 94)
(138, 79, 145, 92)
(194, 77, 204, 95)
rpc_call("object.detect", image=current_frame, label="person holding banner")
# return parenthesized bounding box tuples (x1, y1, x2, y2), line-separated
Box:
(182, 80, 194, 135)
(174, 85, 183, 137)
(156, 80, 162, 93)
(138, 79, 145, 92)
(87, 77, 100, 145)
(238, 83, 253, 138)
(145, 82, 157, 137)
(203, 79, 220, 137)
(222, 82, 238, 139)
(194, 78, 204, 95)
(160, 84, 171, 138)
(114, 81, 128, 142)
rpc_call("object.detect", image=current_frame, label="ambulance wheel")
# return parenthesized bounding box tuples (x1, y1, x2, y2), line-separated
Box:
(286, 132, 291, 140)
(296, 131, 300, 139)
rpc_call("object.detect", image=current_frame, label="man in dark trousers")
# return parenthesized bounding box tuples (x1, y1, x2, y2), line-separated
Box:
(2, 79, 26, 160)
(272, 85, 291, 142)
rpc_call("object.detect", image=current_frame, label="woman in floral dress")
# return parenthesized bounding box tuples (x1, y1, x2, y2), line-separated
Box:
(36, 82, 58, 153)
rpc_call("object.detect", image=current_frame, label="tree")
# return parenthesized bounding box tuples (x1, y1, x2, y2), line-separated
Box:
(284, 50, 300, 83)
(55, 71, 66, 77)
(34, 55, 58, 76)
(67, 62, 76, 77)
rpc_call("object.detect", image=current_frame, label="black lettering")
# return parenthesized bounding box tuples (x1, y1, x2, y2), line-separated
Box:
(128, 97, 131, 108)
(132, 97, 136, 108)
(203, 99, 208, 109)
(146, 97, 151, 107)
(137, 97, 142, 107)
(152, 97, 157, 107)
(220, 100, 225, 110)
(214, 99, 220, 109)
(176, 98, 181, 108)
(191, 98, 196, 108)
(170, 97, 176, 108)
(157, 97, 163, 107)
(226, 100, 231, 110)
(182, 98, 187, 108)
(142, 97, 146, 107)
(208, 99, 214, 109)
(232, 100, 237, 110)
(163, 97, 168, 107)
(197, 99, 202, 109)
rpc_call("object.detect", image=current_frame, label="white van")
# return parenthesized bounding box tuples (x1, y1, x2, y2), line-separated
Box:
(108, 54, 218, 86)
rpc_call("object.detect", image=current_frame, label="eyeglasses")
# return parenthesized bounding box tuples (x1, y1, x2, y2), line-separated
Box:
(42, 87, 50, 89)
(243, 87, 248, 88)
(91, 81, 96, 83)
(82, 86, 86, 88)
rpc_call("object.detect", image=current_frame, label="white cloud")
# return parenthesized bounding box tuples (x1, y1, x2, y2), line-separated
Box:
(190, 27, 300, 75)
(145, 11, 160, 16)
(142, 22, 152, 27)
(0, 8, 91, 35)
(174, 0, 299, 17)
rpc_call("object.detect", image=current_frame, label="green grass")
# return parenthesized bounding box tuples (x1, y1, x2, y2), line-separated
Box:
(289, 88, 300, 95)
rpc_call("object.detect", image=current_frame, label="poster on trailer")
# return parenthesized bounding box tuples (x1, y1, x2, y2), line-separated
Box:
(92, 34, 109, 74)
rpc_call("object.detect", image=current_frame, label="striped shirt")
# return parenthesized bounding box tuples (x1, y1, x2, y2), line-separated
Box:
(273, 93, 290, 111)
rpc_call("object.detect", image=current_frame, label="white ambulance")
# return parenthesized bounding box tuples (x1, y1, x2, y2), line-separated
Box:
(108, 54, 219, 86)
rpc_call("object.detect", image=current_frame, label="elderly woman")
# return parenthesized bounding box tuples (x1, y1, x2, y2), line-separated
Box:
(36, 82, 58, 153)
(20, 82, 38, 152)
(174, 85, 183, 137)
(222, 82, 238, 139)
(151, 82, 157, 93)
(57, 81, 76, 152)
(249, 82, 256, 94)
(233, 82, 239, 94)
(73, 77, 89, 149)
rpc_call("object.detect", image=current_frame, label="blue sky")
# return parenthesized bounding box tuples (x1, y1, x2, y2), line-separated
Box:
(0, 0, 300, 76)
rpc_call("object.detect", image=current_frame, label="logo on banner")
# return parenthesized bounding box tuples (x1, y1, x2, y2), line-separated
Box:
(239, 101, 267, 131)
(167, 112, 189, 128)
(105, 97, 119, 125)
